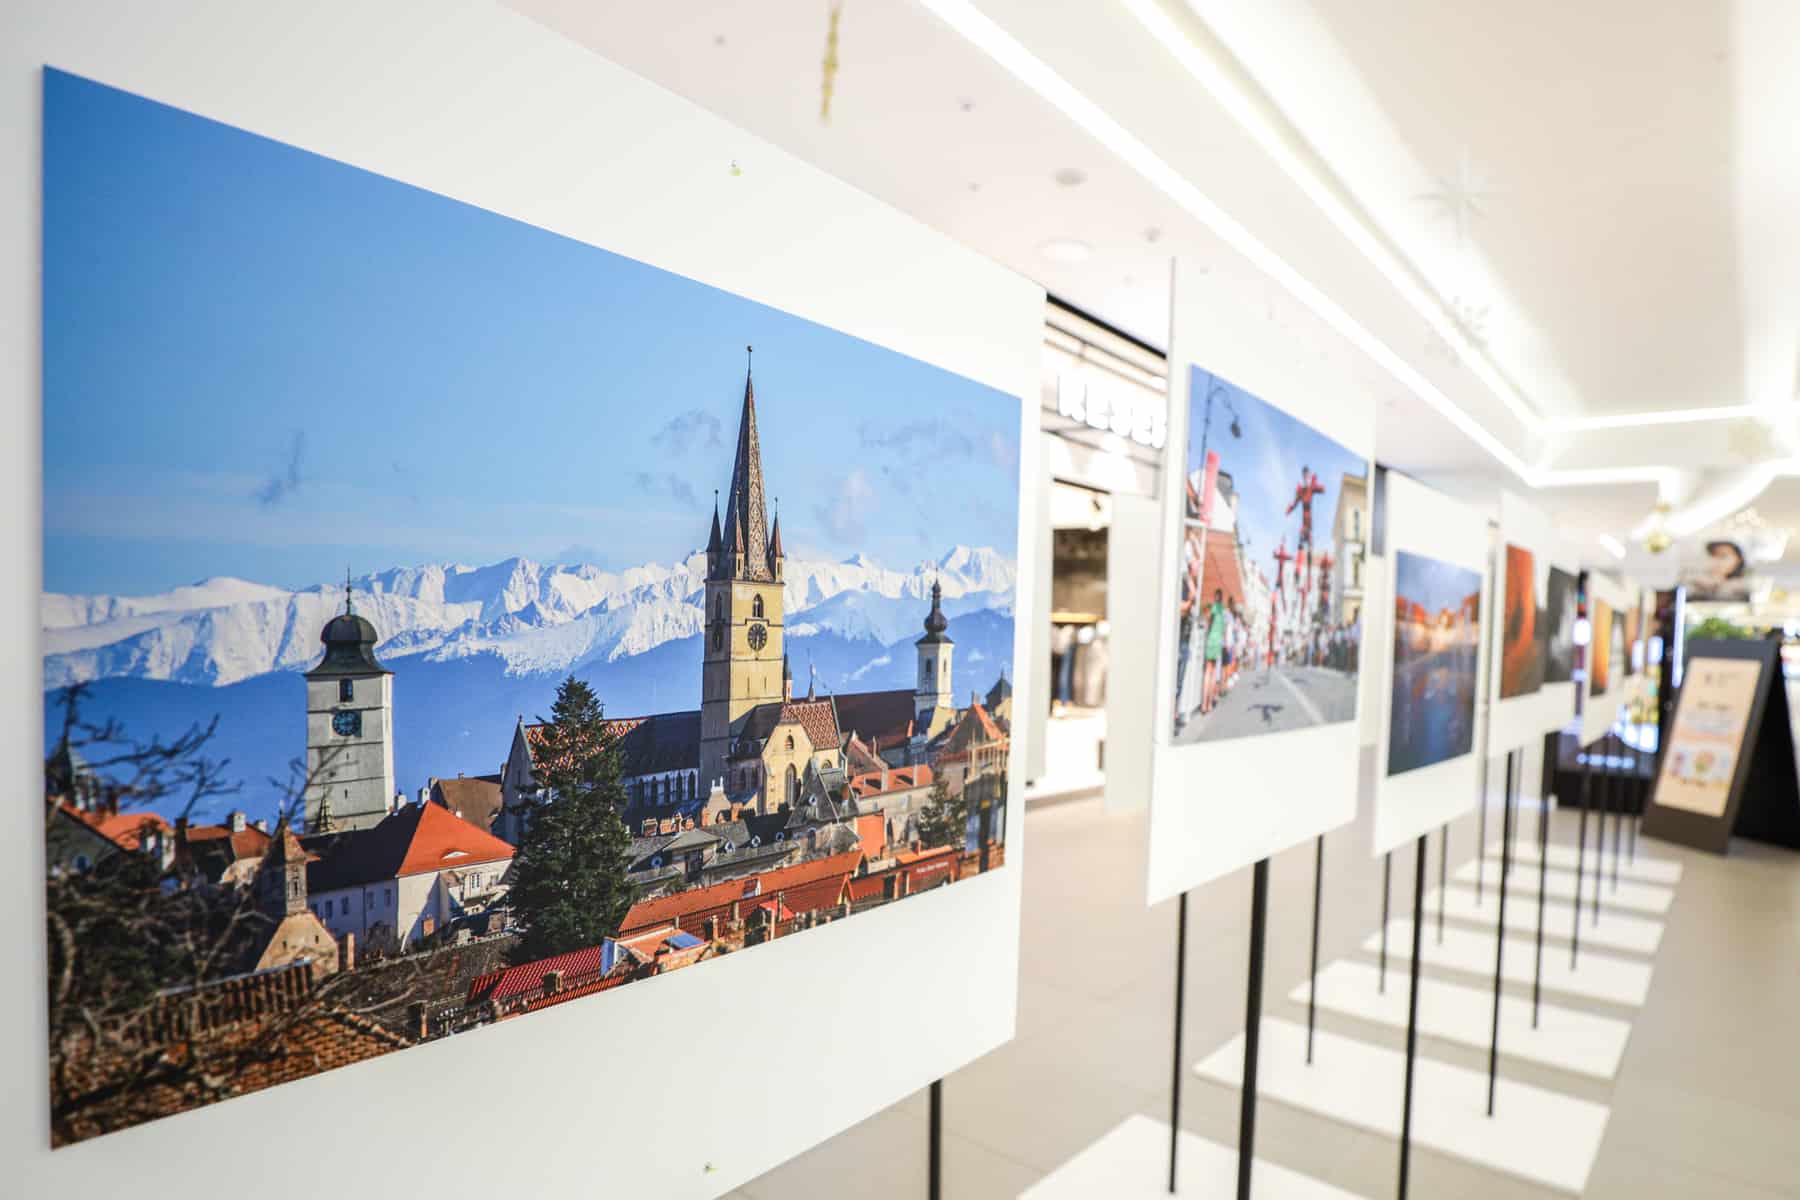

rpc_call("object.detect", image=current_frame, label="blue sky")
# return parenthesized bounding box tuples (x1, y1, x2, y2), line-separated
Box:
(1185, 366, 1366, 575)
(1394, 550, 1482, 617)
(42, 70, 1019, 597)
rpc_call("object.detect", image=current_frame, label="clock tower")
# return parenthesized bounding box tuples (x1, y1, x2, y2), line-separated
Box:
(700, 349, 787, 793)
(303, 582, 396, 833)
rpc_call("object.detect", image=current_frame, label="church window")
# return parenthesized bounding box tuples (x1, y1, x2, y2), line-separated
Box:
(712, 627, 722, 652)
(752, 595, 764, 619)
(785, 764, 798, 805)
(339, 679, 354, 702)
(713, 595, 721, 621)
(785, 734, 795, 752)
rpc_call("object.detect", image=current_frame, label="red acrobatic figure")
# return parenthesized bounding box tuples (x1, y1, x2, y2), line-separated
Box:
(1271, 538, 1293, 603)
(1286, 466, 1327, 593)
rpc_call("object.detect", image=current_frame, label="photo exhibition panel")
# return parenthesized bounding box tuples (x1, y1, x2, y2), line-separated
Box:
(1581, 571, 1633, 746)
(1489, 490, 1580, 751)
(1373, 472, 1492, 855)
(1145, 257, 1375, 904)
(5, 4, 1042, 1196)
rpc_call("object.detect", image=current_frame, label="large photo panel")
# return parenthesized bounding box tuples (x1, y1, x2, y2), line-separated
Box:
(1580, 571, 1633, 745)
(1146, 259, 1375, 903)
(9, 5, 1040, 1193)
(1489, 491, 1579, 751)
(1373, 473, 1492, 854)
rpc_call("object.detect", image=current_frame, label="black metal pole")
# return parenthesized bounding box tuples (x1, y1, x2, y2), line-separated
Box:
(1379, 851, 1392, 993)
(1629, 743, 1640, 863)
(1620, 723, 1634, 892)
(1398, 833, 1428, 1200)
(929, 1079, 942, 1200)
(1237, 860, 1271, 1200)
(1169, 890, 1188, 1194)
(1572, 754, 1588, 968)
(1533, 760, 1549, 1029)
(1307, 835, 1324, 1064)
(1487, 751, 1516, 1116)
(1592, 740, 1606, 929)
(1437, 824, 1447, 944)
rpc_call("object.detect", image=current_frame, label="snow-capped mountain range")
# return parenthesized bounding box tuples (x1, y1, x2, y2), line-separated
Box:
(43, 546, 1017, 690)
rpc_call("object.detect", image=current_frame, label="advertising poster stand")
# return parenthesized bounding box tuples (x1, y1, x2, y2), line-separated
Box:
(1643, 639, 1800, 854)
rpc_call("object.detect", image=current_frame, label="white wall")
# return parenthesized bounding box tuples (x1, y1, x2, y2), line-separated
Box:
(0, 3, 1040, 1194)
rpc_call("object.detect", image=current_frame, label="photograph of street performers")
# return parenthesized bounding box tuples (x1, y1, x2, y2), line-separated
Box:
(1172, 367, 1368, 745)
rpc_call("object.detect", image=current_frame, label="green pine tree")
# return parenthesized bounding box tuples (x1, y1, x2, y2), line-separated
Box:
(913, 776, 969, 851)
(506, 677, 638, 964)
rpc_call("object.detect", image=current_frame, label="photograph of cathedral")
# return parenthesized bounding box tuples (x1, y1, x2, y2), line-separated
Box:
(40, 71, 1018, 1146)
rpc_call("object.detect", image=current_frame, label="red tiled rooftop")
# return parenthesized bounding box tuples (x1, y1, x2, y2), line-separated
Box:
(619, 849, 864, 935)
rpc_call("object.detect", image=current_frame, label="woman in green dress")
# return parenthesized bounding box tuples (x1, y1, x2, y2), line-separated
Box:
(1202, 588, 1226, 715)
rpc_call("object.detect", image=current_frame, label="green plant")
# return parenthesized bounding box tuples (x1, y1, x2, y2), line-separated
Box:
(1688, 616, 1752, 641)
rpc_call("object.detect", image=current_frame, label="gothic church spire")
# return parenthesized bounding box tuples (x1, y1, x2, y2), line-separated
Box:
(719, 345, 771, 582)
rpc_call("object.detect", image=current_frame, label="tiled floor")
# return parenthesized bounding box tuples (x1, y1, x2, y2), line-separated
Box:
(733, 759, 1800, 1198)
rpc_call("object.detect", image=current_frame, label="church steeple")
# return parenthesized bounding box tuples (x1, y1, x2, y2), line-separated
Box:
(719, 346, 771, 582)
(706, 489, 723, 578)
(767, 500, 784, 581)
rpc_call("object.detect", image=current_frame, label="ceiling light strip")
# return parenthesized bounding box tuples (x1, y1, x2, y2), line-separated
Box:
(919, 0, 1686, 499)
(1543, 404, 1793, 432)
(1120, 0, 1544, 433)
(911, 0, 1536, 481)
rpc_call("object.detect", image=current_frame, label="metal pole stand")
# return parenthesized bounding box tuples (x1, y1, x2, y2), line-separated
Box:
(1487, 751, 1516, 1116)
(1169, 890, 1188, 1194)
(1237, 859, 1271, 1200)
(1572, 752, 1589, 964)
(929, 1080, 942, 1200)
(1397, 833, 1428, 1199)
(1533, 768, 1549, 1028)
(1307, 835, 1324, 1063)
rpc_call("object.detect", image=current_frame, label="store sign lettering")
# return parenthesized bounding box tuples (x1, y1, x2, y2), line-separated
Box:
(1057, 372, 1168, 451)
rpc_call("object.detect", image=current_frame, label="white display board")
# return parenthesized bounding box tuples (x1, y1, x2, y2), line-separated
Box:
(1144, 259, 1376, 903)
(0, 2, 1039, 1195)
(1372, 472, 1494, 854)
(1487, 492, 1580, 752)
(1580, 570, 1633, 746)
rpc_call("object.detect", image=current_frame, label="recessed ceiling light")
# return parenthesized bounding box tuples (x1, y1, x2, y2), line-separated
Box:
(1052, 167, 1087, 188)
(1039, 238, 1092, 264)
(1144, 226, 1163, 243)
(959, 97, 976, 112)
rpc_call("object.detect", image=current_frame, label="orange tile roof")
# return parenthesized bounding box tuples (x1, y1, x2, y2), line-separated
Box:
(396, 801, 516, 877)
(855, 813, 886, 858)
(467, 944, 606, 1006)
(307, 803, 513, 893)
(185, 824, 273, 860)
(618, 849, 863, 935)
(894, 845, 959, 867)
(780, 873, 849, 915)
(849, 765, 934, 798)
(61, 804, 173, 852)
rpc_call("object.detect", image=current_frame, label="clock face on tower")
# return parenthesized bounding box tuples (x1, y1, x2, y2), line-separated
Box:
(332, 710, 362, 738)
(747, 622, 768, 652)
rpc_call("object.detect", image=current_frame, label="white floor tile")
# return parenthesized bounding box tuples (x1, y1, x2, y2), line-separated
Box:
(1364, 919, 1653, 1007)
(1291, 959, 1632, 1079)
(1453, 858, 1674, 914)
(1021, 1114, 1366, 1199)
(1427, 883, 1664, 954)
(1196, 1019, 1610, 1194)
